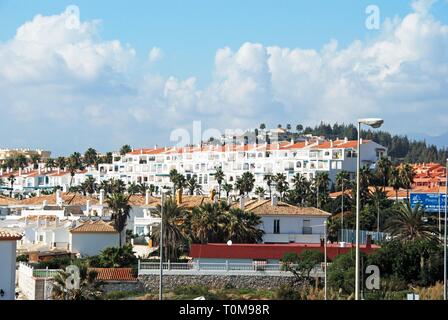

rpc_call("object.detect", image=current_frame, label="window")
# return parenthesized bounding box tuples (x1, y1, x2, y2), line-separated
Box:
(273, 220, 280, 234)
(39, 235, 44, 242)
(303, 220, 312, 234)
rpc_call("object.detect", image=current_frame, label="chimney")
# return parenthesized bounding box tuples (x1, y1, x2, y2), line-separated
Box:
(19, 168, 22, 176)
(271, 195, 278, 207)
(305, 140, 309, 146)
(176, 189, 183, 205)
(38, 167, 41, 175)
(57, 168, 60, 175)
(140, 149, 143, 155)
(43, 200, 48, 207)
(360, 138, 363, 145)
(99, 189, 105, 205)
(344, 137, 348, 143)
(36, 189, 41, 197)
(239, 196, 245, 210)
(86, 200, 91, 215)
(56, 189, 62, 205)
(145, 190, 150, 205)
(330, 140, 334, 148)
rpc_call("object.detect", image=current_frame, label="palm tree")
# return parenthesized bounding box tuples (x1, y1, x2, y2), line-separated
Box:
(241, 172, 255, 196)
(359, 166, 373, 206)
(84, 148, 98, 168)
(45, 158, 56, 171)
(80, 176, 97, 195)
(222, 182, 233, 199)
(51, 266, 103, 300)
(260, 123, 266, 130)
(336, 170, 351, 234)
(376, 157, 392, 191)
(169, 169, 186, 196)
(214, 167, 225, 199)
(273, 173, 289, 200)
(296, 124, 303, 133)
(152, 197, 189, 261)
(106, 193, 131, 247)
(119, 145, 132, 156)
(186, 176, 202, 195)
(127, 182, 140, 195)
(67, 152, 84, 187)
(263, 173, 274, 199)
(314, 172, 329, 209)
(30, 154, 41, 169)
(389, 167, 402, 203)
(55, 157, 66, 170)
(14, 154, 29, 169)
(225, 208, 263, 243)
(291, 173, 309, 205)
(385, 203, 439, 243)
(369, 186, 388, 233)
(399, 163, 416, 203)
(255, 186, 265, 199)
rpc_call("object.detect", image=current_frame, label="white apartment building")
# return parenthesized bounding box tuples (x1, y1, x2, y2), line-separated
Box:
(96, 138, 387, 196)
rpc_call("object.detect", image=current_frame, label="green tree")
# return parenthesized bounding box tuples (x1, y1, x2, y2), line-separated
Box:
(119, 145, 132, 156)
(152, 197, 189, 261)
(90, 244, 138, 268)
(214, 167, 225, 198)
(263, 173, 274, 199)
(106, 193, 131, 247)
(376, 157, 392, 190)
(84, 148, 98, 168)
(51, 265, 103, 300)
(389, 167, 402, 203)
(255, 186, 266, 199)
(385, 203, 439, 243)
(281, 250, 324, 286)
(67, 152, 84, 187)
(274, 173, 289, 200)
(399, 163, 416, 203)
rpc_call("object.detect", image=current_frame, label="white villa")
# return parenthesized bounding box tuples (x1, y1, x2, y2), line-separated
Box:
(96, 138, 386, 196)
(0, 228, 23, 300)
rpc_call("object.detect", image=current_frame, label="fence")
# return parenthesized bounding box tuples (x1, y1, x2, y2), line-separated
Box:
(138, 261, 324, 277)
(17, 262, 61, 300)
(338, 229, 388, 244)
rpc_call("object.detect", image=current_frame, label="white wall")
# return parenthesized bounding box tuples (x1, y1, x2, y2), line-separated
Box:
(260, 216, 327, 235)
(70, 232, 119, 257)
(0, 240, 17, 300)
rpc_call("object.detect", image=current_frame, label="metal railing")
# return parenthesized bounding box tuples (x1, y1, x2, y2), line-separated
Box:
(138, 261, 324, 277)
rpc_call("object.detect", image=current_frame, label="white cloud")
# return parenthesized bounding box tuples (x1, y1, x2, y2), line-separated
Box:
(0, 2, 447, 154)
(148, 47, 163, 63)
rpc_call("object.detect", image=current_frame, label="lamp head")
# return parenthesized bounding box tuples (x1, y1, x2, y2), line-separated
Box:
(358, 118, 384, 128)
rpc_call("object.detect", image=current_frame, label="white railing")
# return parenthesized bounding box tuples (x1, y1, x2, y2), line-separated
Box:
(138, 261, 324, 277)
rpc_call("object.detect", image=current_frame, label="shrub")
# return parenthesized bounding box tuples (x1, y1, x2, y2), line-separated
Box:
(275, 285, 299, 300)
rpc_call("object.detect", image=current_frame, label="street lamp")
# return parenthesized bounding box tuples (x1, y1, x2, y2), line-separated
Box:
(159, 189, 168, 301)
(324, 220, 327, 301)
(355, 118, 384, 301)
(444, 158, 448, 300)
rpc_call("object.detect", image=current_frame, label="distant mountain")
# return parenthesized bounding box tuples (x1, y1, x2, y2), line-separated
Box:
(408, 132, 448, 149)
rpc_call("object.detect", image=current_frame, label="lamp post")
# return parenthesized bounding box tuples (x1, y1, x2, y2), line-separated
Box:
(159, 190, 168, 301)
(444, 159, 447, 300)
(355, 118, 383, 301)
(324, 220, 327, 300)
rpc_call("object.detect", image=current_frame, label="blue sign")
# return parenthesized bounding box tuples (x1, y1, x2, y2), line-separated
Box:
(410, 193, 447, 212)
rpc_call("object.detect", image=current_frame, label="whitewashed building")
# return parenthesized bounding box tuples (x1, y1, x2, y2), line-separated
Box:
(69, 220, 120, 257)
(96, 138, 386, 196)
(0, 229, 23, 300)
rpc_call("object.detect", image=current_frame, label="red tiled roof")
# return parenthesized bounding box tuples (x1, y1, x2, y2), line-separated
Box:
(89, 268, 137, 282)
(190, 243, 379, 260)
(0, 228, 23, 241)
(70, 220, 117, 233)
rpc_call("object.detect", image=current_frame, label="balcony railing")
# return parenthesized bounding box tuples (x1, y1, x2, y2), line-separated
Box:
(138, 261, 324, 277)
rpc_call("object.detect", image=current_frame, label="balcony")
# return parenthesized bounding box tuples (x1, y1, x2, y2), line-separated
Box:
(263, 233, 321, 243)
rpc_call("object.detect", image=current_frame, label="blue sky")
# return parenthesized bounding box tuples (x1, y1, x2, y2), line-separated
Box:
(0, 0, 447, 155)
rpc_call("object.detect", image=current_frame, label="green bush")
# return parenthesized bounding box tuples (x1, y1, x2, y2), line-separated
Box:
(16, 254, 29, 262)
(275, 285, 299, 300)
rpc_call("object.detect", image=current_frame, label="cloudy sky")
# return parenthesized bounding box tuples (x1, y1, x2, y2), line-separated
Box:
(0, 0, 447, 155)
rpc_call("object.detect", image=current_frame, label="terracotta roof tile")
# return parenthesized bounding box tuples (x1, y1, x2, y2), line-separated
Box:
(240, 199, 331, 217)
(90, 268, 137, 282)
(0, 228, 23, 240)
(70, 220, 117, 233)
